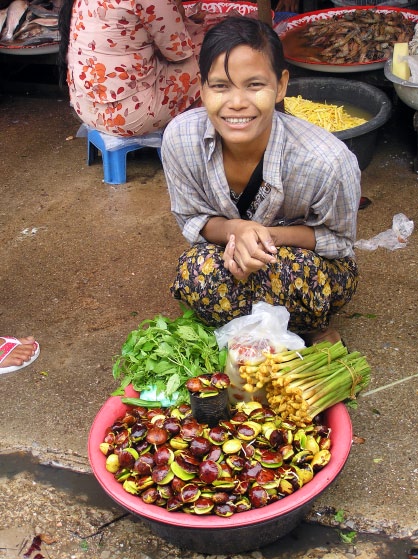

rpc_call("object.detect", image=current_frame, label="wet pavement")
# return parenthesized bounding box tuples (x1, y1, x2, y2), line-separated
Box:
(0, 451, 416, 559)
(0, 63, 417, 558)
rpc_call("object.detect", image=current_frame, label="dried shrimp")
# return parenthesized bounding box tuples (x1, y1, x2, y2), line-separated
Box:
(301, 9, 416, 64)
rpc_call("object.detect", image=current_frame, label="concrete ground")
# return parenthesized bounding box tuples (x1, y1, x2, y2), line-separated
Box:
(0, 71, 417, 558)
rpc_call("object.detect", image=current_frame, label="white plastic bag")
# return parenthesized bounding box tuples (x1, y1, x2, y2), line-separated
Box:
(407, 55, 418, 83)
(214, 302, 305, 406)
(76, 123, 163, 151)
(355, 213, 414, 251)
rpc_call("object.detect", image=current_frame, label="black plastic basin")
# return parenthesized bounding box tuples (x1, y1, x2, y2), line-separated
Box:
(286, 77, 392, 170)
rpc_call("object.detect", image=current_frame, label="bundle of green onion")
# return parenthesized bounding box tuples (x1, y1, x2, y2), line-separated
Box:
(239, 341, 370, 427)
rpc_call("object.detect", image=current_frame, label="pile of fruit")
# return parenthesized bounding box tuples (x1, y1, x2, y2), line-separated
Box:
(106, 311, 370, 515)
(102, 396, 332, 516)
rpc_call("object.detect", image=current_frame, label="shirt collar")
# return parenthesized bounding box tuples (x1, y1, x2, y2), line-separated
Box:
(263, 113, 285, 187)
(203, 117, 218, 160)
(202, 111, 285, 170)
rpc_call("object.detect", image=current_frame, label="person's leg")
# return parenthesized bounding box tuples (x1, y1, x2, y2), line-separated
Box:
(0, 337, 38, 370)
(254, 247, 359, 341)
(171, 244, 254, 325)
(171, 244, 358, 338)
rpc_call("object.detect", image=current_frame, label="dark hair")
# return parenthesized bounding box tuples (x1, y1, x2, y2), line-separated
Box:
(199, 16, 286, 86)
(57, 0, 75, 88)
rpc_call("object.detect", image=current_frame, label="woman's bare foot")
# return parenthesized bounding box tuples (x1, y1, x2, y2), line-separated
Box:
(0, 336, 37, 369)
(300, 327, 341, 346)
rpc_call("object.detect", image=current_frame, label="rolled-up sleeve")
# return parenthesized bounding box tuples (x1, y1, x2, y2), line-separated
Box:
(274, 114, 361, 259)
(162, 110, 236, 244)
(309, 152, 360, 258)
(162, 157, 213, 243)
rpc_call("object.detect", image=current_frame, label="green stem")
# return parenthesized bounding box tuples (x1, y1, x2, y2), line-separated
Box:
(272, 348, 371, 421)
(276, 342, 347, 375)
(121, 397, 164, 408)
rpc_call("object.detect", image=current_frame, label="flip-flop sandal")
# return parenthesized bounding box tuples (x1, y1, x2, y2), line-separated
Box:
(0, 337, 40, 376)
(359, 196, 372, 210)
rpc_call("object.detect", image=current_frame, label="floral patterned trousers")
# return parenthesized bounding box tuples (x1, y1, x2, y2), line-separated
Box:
(170, 244, 359, 332)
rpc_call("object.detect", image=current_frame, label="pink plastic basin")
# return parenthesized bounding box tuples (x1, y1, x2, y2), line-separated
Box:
(88, 387, 353, 554)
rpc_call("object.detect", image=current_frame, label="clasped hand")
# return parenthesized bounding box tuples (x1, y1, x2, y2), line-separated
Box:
(223, 222, 277, 281)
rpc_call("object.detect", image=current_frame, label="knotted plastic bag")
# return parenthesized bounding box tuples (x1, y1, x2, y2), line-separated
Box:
(407, 55, 418, 83)
(214, 302, 305, 405)
(355, 213, 414, 251)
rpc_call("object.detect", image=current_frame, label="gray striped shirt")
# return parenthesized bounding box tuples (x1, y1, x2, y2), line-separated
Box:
(162, 107, 360, 259)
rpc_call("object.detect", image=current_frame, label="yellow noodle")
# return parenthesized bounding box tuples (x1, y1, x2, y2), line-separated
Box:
(284, 95, 367, 132)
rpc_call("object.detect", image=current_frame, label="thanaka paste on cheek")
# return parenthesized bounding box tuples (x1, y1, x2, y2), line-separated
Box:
(255, 89, 277, 111)
(203, 93, 223, 115)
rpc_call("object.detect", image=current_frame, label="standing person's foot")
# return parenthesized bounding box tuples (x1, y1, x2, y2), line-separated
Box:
(0, 336, 40, 375)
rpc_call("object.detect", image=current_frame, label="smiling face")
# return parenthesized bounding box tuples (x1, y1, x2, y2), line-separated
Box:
(200, 45, 289, 153)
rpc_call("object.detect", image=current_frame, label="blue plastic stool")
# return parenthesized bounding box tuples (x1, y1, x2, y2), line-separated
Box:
(86, 127, 163, 185)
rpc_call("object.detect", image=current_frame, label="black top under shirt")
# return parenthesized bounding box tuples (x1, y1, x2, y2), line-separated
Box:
(231, 154, 267, 220)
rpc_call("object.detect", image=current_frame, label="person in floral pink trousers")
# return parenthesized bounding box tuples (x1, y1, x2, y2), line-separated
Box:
(59, 0, 209, 137)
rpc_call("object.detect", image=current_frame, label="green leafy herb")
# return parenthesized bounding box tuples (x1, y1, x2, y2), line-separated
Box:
(112, 309, 227, 404)
(346, 400, 358, 410)
(339, 530, 357, 544)
(334, 509, 345, 523)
